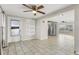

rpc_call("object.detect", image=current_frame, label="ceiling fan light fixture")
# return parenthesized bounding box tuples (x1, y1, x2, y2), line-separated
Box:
(22, 4, 45, 16)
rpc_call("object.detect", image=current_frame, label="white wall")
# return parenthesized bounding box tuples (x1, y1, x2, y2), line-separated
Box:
(0, 12, 2, 27)
(7, 16, 35, 43)
(35, 20, 41, 39)
(75, 5, 79, 54)
(0, 9, 3, 54)
(36, 19, 48, 40)
(21, 18, 35, 41)
(35, 20, 48, 40)
(40, 20, 48, 40)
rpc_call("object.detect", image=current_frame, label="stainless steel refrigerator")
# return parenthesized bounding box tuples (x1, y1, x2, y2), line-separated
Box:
(48, 21, 57, 36)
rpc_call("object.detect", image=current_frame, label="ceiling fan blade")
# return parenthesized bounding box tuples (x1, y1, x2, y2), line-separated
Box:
(37, 5, 44, 9)
(22, 4, 32, 9)
(37, 11, 45, 14)
(32, 5, 36, 10)
(24, 10, 32, 12)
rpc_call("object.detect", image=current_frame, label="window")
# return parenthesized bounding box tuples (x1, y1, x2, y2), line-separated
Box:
(10, 20, 20, 36)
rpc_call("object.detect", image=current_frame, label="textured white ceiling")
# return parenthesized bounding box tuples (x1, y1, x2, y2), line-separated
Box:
(45, 10, 74, 23)
(1, 4, 71, 19)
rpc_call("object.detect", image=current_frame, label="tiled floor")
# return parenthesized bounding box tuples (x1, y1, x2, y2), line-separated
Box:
(3, 34, 74, 55)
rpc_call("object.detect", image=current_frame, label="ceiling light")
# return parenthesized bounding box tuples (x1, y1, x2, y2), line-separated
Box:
(32, 11, 37, 13)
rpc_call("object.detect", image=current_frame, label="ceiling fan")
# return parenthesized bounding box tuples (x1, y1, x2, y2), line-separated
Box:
(22, 4, 45, 16)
